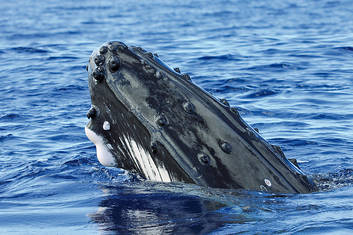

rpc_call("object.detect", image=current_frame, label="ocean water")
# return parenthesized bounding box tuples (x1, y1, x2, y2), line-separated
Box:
(1, 0, 353, 234)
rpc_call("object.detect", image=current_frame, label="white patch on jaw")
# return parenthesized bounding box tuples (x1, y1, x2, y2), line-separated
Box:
(121, 135, 172, 182)
(85, 126, 116, 167)
(103, 121, 110, 131)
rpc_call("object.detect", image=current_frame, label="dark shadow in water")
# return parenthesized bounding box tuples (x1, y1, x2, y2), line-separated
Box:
(88, 167, 353, 234)
(89, 184, 246, 234)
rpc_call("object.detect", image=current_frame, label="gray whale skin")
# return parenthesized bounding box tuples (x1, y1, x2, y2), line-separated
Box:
(85, 41, 316, 194)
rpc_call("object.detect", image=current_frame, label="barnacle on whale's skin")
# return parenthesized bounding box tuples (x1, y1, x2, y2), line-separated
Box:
(85, 41, 316, 194)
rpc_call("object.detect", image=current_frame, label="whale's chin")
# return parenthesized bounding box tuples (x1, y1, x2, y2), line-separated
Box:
(85, 126, 116, 167)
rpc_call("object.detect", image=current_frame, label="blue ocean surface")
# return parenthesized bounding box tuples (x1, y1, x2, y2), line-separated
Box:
(1, 0, 353, 234)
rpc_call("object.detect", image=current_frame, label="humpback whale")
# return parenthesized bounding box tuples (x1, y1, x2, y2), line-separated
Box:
(85, 41, 316, 193)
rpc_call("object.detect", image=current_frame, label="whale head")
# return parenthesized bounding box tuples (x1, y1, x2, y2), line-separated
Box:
(85, 41, 316, 193)
(85, 41, 195, 183)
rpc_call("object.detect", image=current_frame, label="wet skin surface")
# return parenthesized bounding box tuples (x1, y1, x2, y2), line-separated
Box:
(86, 41, 316, 194)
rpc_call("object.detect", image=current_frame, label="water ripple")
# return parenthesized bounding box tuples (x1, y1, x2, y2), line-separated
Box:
(9, 47, 50, 54)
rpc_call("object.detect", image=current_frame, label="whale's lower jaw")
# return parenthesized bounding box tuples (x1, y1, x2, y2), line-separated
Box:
(85, 41, 316, 193)
(85, 126, 175, 182)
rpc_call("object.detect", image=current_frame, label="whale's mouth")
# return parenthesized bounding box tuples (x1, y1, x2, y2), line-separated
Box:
(85, 41, 316, 193)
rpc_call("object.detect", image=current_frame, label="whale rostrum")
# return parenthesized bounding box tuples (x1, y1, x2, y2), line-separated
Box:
(85, 41, 316, 193)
